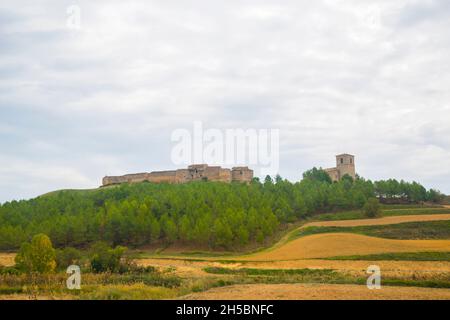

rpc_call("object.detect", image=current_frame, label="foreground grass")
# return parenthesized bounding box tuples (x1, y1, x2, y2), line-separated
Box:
(294, 220, 450, 240)
(80, 284, 178, 300)
(1, 262, 450, 299)
(204, 267, 336, 276)
(326, 252, 450, 261)
(203, 267, 450, 289)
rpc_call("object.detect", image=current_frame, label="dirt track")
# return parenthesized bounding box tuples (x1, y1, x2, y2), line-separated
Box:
(182, 283, 450, 300)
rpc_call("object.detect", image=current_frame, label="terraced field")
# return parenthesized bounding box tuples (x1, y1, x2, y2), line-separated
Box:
(152, 211, 450, 300)
(241, 233, 450, 261)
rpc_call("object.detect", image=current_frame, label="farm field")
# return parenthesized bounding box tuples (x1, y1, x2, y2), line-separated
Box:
(300, 213, 450, 228)
(136, 211, 450, 299)
(181, 283, 450, 300)
(1, 209, 449, 300)
(241, 233, 450, 260)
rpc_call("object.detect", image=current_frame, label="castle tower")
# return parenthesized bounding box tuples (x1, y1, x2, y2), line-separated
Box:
(231, 167, 254, 183)
(336, 154, 355, 180)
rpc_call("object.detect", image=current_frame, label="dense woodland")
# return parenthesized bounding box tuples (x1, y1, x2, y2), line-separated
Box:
(0, 168, 444, 251)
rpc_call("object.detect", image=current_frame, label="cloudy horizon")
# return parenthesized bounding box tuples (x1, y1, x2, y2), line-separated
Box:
(1, 0, 450, 203)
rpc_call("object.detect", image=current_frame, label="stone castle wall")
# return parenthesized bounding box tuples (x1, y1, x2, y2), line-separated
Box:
(324, 167, 339, 182)
(232, 167, 254, 182)
(102, 164, 253, 186)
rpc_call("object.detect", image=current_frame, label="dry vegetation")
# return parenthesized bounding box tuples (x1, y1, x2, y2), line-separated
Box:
(181, 283, 450, 300)
(241, 233, 450, 261)
(1, 211, 450, 300)
(0, 253, 15, 267)
(302, 213, 450, 228)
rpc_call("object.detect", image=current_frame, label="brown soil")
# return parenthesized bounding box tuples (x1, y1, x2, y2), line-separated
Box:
(181, 283, 450, 300)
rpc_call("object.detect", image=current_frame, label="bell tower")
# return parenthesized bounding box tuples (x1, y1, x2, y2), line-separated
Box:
(336, 154, 355, 180)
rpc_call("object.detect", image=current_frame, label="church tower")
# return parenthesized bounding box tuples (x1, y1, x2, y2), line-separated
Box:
(336, 154, 355, 180)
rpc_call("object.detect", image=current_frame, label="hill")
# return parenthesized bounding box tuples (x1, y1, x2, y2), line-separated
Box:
(0, 173, 445, 252)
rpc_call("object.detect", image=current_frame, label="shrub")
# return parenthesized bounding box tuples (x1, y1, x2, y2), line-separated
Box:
(15, 234, 56, 274)
(364, 198, 381, 218)
(56, 247, 82, 270)
(0, 265, 21, 275)
(89, 242, 127, 273)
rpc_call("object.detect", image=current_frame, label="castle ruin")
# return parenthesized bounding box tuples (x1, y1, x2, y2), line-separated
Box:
(324, 154, 356, 182)
(102, 164, 253, 186)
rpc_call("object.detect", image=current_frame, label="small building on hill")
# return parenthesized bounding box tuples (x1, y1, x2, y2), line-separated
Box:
(324, 154, 356, 182)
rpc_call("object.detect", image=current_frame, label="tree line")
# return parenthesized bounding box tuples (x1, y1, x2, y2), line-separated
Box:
(0, 169, 444, 250)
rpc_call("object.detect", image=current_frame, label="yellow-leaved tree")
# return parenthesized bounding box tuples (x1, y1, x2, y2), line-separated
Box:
(15, 234, 56, 273)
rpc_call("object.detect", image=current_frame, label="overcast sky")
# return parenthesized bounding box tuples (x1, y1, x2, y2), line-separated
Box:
(1, 0, 449, 203)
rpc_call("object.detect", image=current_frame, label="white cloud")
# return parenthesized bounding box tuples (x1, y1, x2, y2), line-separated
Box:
(0, 0, 449, 202)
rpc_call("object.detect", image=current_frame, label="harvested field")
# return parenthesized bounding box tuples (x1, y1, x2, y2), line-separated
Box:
(137, 258, 450, 280)
(182, 283, 450, 300)
(242, 233, 450, 260)
(0, 253, 15, 267)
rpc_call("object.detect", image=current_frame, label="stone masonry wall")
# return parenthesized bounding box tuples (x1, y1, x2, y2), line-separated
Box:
(102, 164, 253, 186)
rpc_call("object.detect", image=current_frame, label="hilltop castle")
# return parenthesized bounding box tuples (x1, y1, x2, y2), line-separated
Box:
(102, 164, 253, 186)
(102, 154, 355, 186)
(324, 154, 356, 182)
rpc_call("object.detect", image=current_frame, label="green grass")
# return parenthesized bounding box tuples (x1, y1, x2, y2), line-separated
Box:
(326, 252, 450, 261)
(294, 220, 450, 240)
(0, 287, 23, 294)
(204, 267, 336, 276)
(382, 279, 450, 289)
(382, 208, 450, 216)
(380, 204, 444, 209)
(80, 284, 178, 300)
(203, 267, 450, 289)
(313, 208, 450, 222)
(313, 210, 365, 221)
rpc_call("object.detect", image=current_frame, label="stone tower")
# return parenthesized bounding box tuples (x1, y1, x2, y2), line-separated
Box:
(335, 154, 355, 180)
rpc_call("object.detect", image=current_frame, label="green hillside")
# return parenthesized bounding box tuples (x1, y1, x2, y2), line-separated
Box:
(0, 171, 444, 251)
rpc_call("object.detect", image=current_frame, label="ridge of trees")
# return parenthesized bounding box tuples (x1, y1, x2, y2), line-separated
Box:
(0, 168, 444, 250)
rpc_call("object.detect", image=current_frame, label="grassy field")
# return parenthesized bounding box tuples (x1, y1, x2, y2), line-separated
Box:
(242, 233, 450, 260)
(202, 267, 450, 289)
(326, 252, 450, 261)
(314, 207, 450, 221)
(181, 283, 450, 300)
(1, 207, 450, 300)
(294, 220, 450, 240)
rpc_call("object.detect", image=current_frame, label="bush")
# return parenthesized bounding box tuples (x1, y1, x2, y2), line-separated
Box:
(15, 234, 56, 274)
(364, 198, 381, 218)
(90, 242, 128, 273)
(56, 247, 82, 270)
(0, 265, 21, 275)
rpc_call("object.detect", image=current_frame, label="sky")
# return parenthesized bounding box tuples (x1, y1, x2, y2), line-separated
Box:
(0, 0, 449, 203)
